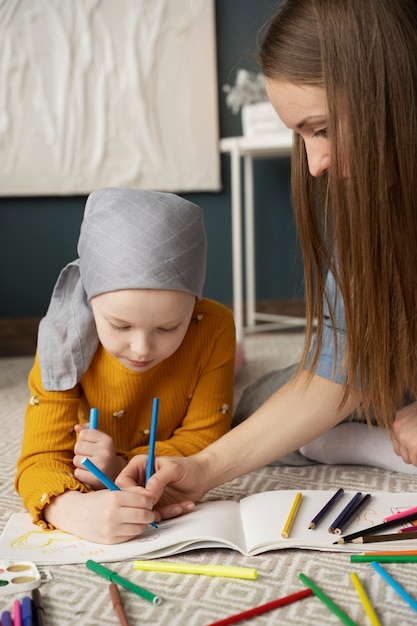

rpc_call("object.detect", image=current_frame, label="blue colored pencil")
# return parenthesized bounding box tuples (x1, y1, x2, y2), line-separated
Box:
(81, 457, 120, 491)
(1, 610, 13, 626)
(146, 397, 159, 484)
(309, 488, 344, 529)
(328, 492, 363, 534)
(372, 562, 417, 613)
(89, 407, 98, 429)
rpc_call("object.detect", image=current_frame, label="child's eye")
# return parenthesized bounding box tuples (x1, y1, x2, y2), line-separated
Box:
(109, 321, 130, 331)
(158, 326, 179, 333)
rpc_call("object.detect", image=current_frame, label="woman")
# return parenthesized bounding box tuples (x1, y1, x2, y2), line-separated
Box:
(119, 0, 417, 523)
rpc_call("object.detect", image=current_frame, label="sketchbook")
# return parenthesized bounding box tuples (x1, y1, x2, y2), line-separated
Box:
(1, 490, 417, 565)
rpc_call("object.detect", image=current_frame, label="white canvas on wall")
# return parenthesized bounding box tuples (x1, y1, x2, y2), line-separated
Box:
(0, 0, 220, 195)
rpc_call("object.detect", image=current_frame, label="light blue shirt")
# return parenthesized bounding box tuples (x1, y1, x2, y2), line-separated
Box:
(309, 271, 347, 384)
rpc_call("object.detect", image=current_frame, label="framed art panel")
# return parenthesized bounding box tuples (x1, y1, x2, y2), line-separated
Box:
(0, 0, 220, 195)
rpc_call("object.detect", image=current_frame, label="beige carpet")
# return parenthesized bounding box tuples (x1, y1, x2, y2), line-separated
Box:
(1, 330, 417, 625)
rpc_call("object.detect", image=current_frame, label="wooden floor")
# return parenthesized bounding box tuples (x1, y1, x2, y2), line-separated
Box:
(0, 299, 306, 357)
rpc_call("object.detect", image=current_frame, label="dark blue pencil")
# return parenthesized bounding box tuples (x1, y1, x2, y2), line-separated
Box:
(328, 492, 363, 534)
(308, 488, 344, 529)
(333, 493, 372, 535)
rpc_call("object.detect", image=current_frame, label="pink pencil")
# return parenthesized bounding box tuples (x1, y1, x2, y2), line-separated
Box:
(400, 525, 417, 533)
(384, 505, 417, 523)
(13, 600, 22, 626)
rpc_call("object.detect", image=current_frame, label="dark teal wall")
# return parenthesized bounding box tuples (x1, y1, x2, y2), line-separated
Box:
(0, 0, 303, 318)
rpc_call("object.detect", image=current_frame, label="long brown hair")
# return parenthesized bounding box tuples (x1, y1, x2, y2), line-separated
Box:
(259, 0, 417, 429)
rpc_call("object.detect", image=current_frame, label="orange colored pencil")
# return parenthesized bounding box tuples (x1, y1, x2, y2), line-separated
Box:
(363, 550, 417, 556)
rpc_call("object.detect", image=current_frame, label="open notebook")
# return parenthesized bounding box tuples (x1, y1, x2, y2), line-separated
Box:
(1, 490, 416, 564)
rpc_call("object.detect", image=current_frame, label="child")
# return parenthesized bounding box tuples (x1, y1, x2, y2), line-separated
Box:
(15, 188, 235, 543)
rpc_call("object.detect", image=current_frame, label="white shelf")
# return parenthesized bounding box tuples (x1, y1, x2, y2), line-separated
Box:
(220, 134, 305, 337)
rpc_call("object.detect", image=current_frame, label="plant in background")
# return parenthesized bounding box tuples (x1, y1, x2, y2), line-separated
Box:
(223, 69, 268, 114)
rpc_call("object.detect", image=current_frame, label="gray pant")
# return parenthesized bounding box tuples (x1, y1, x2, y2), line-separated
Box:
(232, 364, 316, 466)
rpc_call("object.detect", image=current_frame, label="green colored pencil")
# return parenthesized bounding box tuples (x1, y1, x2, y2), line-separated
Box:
(299, 573, 358, 626)
(351, 554, 417, 563)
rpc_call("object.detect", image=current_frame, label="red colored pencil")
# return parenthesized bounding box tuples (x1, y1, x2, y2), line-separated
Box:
(206, 588, 313, 625)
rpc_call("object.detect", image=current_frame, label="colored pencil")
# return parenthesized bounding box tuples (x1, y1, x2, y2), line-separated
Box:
(281, 492, 302, 538)
(363, 550, 417, 556)
(332, 493, 372, 535)
(400, 525, 417, 533)
(146, 397, 159, 484)
(383, 505, 417, 523)
(31, 588, 45, 626)
(89, 407, 99, 429)
(299, 573, 357, 626)
(372, 562, 417, 613)
(308, 488, 344, 529)
(109, 583, 131, 626)
(328, 492, 363, 534)
(350, 530, 417, 544)
(350, 572, 381, 626)
(81, 457, 120, 491)
(1, 610, 12, 626)
(205, 588, 313, 626)
(335, 510, 417, 543)
(352, 554, 417, 563)
(12, 600, 22, 626)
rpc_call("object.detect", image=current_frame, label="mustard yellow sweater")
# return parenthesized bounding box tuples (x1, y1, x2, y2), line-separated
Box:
(15, 298, 235, 524)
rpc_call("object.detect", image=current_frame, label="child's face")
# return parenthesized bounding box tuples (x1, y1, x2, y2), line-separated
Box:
(91, 289, 196, 372)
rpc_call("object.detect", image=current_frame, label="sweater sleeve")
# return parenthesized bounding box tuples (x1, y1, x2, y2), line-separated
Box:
(15, 354, 89, 526)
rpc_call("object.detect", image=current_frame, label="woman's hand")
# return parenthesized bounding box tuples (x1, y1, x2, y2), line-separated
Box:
(116, 454, 208, 520)
(73, 424, 127, 486)
(393, 401, 417, 466)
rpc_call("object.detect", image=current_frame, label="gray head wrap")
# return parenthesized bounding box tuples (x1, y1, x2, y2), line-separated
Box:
(38, 188, 207, 390)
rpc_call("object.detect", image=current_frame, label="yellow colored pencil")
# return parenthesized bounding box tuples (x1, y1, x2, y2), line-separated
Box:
(281, 492, 302, 538)
(350, 572, 381, 626)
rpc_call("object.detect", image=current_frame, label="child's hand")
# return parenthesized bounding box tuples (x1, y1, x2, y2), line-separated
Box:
(73, 424, 127, 486)
(43, 488, 156, 544)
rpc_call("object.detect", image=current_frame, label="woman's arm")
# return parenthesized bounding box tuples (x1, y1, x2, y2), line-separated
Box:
(118, 371, 355, 508)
